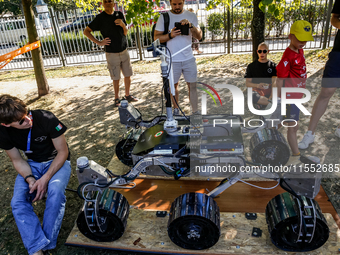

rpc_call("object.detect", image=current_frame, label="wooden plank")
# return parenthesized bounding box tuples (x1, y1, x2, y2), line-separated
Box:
(111, 179, 340, 228)
(66, 211, 339, 255)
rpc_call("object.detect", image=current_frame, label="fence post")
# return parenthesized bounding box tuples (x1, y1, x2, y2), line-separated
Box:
(136, 26, 143, 61)
(227, 6, 231, 54)
(50, 7, 66, 66)
(322, 0, 333, 49)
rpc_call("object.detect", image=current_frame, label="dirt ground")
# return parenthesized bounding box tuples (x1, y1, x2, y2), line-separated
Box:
(0, 53, 340, 254)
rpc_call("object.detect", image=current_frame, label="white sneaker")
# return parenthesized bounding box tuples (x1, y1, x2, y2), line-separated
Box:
(298, 131, 315, 149)
(335, 127, 340, 138)
(173, 108, 180, 116)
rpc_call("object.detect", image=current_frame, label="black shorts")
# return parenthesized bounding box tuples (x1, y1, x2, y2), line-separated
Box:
(283, 104, 300, 121)
(321, 51, 340, 88)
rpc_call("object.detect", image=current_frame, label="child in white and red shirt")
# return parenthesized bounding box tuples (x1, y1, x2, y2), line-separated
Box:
(276, 20, 314, 156)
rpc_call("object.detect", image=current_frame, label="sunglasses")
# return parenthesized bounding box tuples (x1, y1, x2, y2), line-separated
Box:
(257, 50, 268, 54)
(18, 116, 26, 125)
(104, 0, 113, 3)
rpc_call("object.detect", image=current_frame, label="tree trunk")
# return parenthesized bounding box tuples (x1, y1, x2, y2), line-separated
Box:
(251, 0, 265, 62)
(22, 0, 49, 96)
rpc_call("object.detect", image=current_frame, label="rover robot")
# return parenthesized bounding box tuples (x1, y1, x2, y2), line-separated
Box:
(75, 40, 329, 252)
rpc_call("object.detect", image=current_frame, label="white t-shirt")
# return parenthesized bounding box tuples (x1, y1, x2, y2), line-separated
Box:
(155, 10, 199, 62)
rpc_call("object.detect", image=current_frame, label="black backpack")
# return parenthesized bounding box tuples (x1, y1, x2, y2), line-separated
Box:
(151, 12, 170, 46)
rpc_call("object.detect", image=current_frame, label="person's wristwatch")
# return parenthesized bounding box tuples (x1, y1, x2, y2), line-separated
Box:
(24, 174, 35, 183)
(168, 32, 172, 39)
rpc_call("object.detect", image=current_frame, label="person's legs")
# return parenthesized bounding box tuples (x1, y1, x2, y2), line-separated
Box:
(171, 61, 183, 112)
(11, 161, 50, 255)
(307, 87, 336, 133)
(42, 160, 71, 251)
(282, 104, 301, 155)
(187, 82, 198, 113)
(106, 52, 122, 102)
(124, 76, 131, 97)
(257, 96, 270, 106)
(300, 51, 340, 145)
(113, 79, 120, 100)
(286, 121, 300, 155)
(171, 82, 180, 115)
(120, 50, 136, 101)
(182, 58, 198, 113)
(298, 87, 336, 149)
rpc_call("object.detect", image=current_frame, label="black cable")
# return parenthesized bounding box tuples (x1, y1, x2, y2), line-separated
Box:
(66, 188, 78, 193)
(172, 96, 203, 136)
(202, 124, 230, 136)
(159, 165, 174, 175)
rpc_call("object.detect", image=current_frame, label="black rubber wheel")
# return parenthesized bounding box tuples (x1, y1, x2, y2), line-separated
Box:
(76, 189, 129, 242)
(168, 192, 220, 250)
(250, 128, 290, 166)
(266, 192, 329, 252)
(115, 139, 136, 166)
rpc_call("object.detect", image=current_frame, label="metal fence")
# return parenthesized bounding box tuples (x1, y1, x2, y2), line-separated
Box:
(0, 0, 337, 71)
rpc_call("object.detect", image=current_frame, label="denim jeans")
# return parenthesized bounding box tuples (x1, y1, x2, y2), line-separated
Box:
(11, 159, 71, 255)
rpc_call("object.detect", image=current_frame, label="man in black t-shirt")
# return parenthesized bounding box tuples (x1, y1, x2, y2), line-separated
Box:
(299, 0, 340, 149)
(245, 42, 277, 109)
(84, 0, 138, 107)
(0, 95, 71, 255)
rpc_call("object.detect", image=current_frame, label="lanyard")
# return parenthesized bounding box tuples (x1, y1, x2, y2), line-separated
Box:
(25, 111, 33, 154)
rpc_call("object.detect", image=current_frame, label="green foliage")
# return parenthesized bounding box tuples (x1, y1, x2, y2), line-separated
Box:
(206, 0, 231, 10)
(207, 12, 225, 39)
(264, 0, 327, 37)
(122, 0, 160, 26)
(46, 0, 78, 12)
(233, 6, 253, 39)
(0, 0, 22, 15)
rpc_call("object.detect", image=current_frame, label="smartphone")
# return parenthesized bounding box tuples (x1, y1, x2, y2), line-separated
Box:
(174, 22, 189, 35)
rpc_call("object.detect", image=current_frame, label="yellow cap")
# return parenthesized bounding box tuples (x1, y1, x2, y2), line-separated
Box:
(290, 20, 314, 42)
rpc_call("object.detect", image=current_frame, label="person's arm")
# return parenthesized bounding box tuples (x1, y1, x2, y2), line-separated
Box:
(29, 134, 69, 202)
(114, 19, 128, 36)
(269, 76, 277, 100)
(6, 147, 36, 190)
(276, 78, 284, 98)
(83, 26, 111, 46)
(189, 22, 202, 40)
(190, 25, 202, 40)
(331, 13, 340, 29)
(246, 78, 267, 89)
(154, 28, 181, 43)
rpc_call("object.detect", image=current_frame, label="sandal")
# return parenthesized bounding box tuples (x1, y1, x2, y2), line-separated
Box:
(114, 98, 121, 107)
(124, 95, 139, 102)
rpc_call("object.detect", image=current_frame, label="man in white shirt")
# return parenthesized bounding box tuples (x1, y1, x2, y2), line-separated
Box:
(154, 0, 202, 115)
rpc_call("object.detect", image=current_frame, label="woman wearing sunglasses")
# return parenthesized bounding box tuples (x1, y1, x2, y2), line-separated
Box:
(244, 42, 277, 109)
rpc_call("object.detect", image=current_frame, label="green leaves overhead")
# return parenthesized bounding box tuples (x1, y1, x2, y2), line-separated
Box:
(260, 0, 301, 18)
(50, 0, 160, 26)
(268, 4, 276, 13)
(261, 0, 273, 5)
(123, 0, 160, 25)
